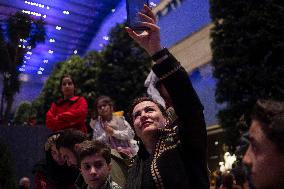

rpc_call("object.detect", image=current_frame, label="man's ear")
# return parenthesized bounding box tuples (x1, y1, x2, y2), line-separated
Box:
(74, 143, 81, 152)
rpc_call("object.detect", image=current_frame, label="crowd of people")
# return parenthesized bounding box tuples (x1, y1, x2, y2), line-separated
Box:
(17, 5, 284, 189)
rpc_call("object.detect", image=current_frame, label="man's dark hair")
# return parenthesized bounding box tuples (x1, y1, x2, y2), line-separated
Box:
(56, 129, 88, 152)
(78, 140, 111, 165)
(251, 99, 284, 153)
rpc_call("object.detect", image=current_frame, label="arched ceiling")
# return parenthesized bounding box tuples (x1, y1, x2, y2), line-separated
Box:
(0, 0, 121, 77)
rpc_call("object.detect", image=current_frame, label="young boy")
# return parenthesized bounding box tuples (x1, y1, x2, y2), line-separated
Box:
(78, 140, 122, 189)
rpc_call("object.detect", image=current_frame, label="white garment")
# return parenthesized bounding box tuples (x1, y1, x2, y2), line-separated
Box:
(144, 71, 166, 108)
(90, 115, 138, 156)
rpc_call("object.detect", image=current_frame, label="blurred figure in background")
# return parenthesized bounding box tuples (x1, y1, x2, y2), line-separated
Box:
(46, 74, 88, 133)
(90, 95, 137, 157)
(18, 177, 30, 189)
(32, 132, 78, 189)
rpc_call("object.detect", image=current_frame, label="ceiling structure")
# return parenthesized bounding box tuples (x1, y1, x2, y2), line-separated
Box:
(0, 0, 122, 79)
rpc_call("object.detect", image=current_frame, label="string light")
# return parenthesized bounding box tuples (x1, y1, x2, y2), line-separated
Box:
(49, 38, 55, 43)
(24, 1, 45, 8)
(56, 26, 62, 30)
(43, 59, 48, 64)
(111, 9, 116, 13)
(37, 71, 43, 75)
(73, 50, 78, 54)
(22, 10, 42, 17)
(150, 2, 157, 7)
(103, 36, 109, 41)
(48, 50, 54, 54)
(63, 11, 70, 15)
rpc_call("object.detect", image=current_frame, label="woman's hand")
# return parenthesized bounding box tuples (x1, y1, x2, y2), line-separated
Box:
(126, 5, 163, 56)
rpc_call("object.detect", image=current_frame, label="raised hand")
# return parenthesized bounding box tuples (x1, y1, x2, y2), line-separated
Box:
(126, 5, 163, 56)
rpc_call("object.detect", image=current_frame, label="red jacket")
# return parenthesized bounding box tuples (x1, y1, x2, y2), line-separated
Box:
(46, 96, 88, 133)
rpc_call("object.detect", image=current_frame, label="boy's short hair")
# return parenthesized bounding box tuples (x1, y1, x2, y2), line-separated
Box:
(78, 140, 111, 165)
(56, 129, 88, 152)
(251, 99, 284, 153)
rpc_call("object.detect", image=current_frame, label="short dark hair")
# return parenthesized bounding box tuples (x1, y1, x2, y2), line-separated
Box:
(56, 129, 88, 152)
(128, 96, 168, 123)
(251, 99, 284, 153)
(78, 140, 111, 165)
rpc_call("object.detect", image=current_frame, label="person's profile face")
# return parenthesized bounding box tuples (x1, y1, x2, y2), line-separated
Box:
(61, 77, 75, 99)
(242, 120, 284, 188)
(80, 153, 111, 189)
(50, 145, 65, 165)
(132, 101, 166, 140)
(59, 147, 77, 167)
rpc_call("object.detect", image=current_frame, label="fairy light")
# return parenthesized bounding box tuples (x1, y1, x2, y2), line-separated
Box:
(56, 26, 62, 30)
(49, 38, 55, 43)
(103, 36, 109, 41)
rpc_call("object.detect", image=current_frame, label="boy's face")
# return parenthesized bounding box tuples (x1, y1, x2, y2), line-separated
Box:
(80, 154, 111, 189)
(59, 147, 77, 167)
(243, 120, 284, 189)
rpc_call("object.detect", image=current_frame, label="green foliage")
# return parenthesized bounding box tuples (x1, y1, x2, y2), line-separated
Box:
(34, 23, 151, 124)
(97, 23, 152, 111)
(0, 12, 46, 120)
(0, 140, 16, 189)
(13, 101, 37, 125)
(210, 0, 284, 148)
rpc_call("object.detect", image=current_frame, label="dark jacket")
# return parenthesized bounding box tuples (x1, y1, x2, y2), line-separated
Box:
(32, 151, 78, 189)
(126, 54, 209, 189)
(75, 175, 122, 189)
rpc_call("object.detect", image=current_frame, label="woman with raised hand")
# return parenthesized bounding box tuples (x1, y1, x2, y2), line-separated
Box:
(46, 74, 88, 133)
(125, 5, 209, 189)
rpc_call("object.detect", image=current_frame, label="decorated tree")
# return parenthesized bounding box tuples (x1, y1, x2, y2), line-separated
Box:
(210, 0, 284, 148)
(0, 12, 46, 122)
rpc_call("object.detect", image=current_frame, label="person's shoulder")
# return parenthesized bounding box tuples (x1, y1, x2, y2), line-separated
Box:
(111, 181, 123, 189)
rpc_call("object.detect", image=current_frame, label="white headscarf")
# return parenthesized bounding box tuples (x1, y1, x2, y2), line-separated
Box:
(144, 71, 166, 108)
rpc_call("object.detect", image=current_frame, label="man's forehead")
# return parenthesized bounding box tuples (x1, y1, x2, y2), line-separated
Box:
(82, 154, 106, 163)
